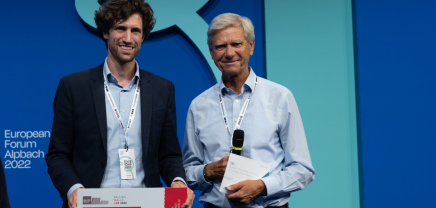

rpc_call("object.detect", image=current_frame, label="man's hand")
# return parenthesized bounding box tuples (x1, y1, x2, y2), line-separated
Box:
(225, 179, 267, 206)
(205, 156, 229, 181)
(69, 187, 84, 208)
(171, 181, 195, 208)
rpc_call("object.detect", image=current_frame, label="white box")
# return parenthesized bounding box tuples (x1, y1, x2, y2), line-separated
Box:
(77, 188, 186, 208)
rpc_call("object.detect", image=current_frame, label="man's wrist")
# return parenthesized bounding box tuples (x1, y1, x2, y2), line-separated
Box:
(67, 184, 84, 200)
(203, 164, 213, 182)
(172, 177, 187, 186)
(261, 176, 282, 196)
(259, 180, 267, 196)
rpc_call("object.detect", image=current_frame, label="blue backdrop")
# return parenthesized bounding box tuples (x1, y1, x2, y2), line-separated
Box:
(355, 0, 436, 207)
(1, 0, 435, 208)
(0, 0, 264, 207)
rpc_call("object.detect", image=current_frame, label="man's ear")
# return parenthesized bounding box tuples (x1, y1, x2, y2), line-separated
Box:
(209, 47, 214, 58)
(249, 40, 255, 56)
(103, 32, 109, 40)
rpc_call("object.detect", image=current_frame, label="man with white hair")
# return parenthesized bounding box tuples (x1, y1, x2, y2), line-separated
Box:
(183, 13, 315, 208)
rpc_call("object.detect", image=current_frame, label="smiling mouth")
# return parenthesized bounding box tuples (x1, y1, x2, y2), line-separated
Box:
(120, 46, 133, 50)
(223, 60, 239, 64)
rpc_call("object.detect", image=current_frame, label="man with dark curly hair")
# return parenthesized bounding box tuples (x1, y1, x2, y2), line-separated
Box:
(45, 0, 194, 208)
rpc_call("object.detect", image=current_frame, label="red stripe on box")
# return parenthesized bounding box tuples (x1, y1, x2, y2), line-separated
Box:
(165, 188, 187, 208)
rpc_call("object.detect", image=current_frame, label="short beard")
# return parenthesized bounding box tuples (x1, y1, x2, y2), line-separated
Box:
(108, 43, 140, 64)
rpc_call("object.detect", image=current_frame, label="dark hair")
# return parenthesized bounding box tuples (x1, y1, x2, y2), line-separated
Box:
(94, 0, 156, 45)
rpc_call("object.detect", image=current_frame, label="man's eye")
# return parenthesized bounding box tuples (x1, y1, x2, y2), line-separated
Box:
(215, 45, 225, 50)
(232, 43, 242, 47)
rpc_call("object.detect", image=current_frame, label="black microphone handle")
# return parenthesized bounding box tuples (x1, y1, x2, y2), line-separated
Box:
(232, 149, 241, 156)
(232, 129, 244, 156)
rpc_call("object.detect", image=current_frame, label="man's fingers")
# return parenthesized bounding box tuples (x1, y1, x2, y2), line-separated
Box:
(226, 192, 246, 206)
(226, 189, 242, 200)
(181, 200, 189, 208)
(69, 189, 78, 208)
(227, 197, 239, 206)
(68, 198, 77, 208)
(69, 187, 84, 208)
(225, 180, 266, 206)
(182, 189, 195, 208)
(226, 181, 247, 205)
(222, 156, 229, 164)
(181, 196, 194, 208)
(227, 192, 251, 206)
(227, 181, 244, 192)
(222, 160, 228, 167)
(186, 189, 194, 201)
(219, 155, 229, 167)
(170, 182, 195, 208)
(69, 198, 77, 208)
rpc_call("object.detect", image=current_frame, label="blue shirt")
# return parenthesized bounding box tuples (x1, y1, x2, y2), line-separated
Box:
(67, 58, 184, 199)
(183, 68, 315, 207)
(100, 58, 145, 188)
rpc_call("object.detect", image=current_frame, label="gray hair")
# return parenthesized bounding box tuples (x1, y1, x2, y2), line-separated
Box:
(207, 13, 255, 49)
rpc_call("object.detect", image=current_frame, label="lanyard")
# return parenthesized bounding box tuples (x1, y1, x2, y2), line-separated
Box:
(218, 77, 258, 146)
(103, 74, 140, 151)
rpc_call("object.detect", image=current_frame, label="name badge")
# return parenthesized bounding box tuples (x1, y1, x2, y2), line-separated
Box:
(119, 149, 136, 180)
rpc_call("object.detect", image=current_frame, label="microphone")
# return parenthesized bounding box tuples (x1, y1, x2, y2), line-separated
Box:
(231, 129, 244, 156)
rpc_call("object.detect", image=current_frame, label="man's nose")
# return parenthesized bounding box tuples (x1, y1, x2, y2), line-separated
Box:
(225, 45, 235, 58)
(123, 30, 132, 43)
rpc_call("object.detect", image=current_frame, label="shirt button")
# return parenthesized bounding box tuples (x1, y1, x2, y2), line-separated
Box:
(235, 99, 239, 102)
(122, 110, 125, 112)
(235, 118, 237, 122)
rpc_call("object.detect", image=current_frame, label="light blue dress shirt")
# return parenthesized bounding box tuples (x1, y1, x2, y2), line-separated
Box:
(183, 68, 315, 207)
(100, 59, 145, 188)
(67, 58, 184, 199)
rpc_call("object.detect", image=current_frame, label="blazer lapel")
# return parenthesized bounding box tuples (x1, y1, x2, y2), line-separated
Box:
(91, 64, 108, 154)
(139, 70, 152, 162)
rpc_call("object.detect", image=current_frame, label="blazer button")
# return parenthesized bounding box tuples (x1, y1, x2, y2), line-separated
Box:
(100, 162, 106, 168)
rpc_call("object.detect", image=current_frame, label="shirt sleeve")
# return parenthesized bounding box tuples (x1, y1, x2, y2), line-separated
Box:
(182, 104, 213, 191)
(67, 184, 84, 200)
(261, 91, 315, 196)
(172, 177, 187, 186)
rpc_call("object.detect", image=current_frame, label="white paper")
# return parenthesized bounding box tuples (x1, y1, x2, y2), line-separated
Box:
(219, 153, 270, 193)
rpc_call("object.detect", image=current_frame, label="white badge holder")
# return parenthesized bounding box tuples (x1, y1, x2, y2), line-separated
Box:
(119, 149, 136, 179)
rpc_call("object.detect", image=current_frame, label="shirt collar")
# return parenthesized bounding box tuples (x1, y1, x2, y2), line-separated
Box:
(219, 67, 257, 95)
(103, 57, 140, 85)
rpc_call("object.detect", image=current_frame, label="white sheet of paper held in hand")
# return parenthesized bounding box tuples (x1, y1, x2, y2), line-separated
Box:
(219, 153, 270, 194)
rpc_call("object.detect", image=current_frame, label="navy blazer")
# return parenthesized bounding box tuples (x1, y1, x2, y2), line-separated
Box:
(0, 158, 10, 208)
(46, 63, 186, 207)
